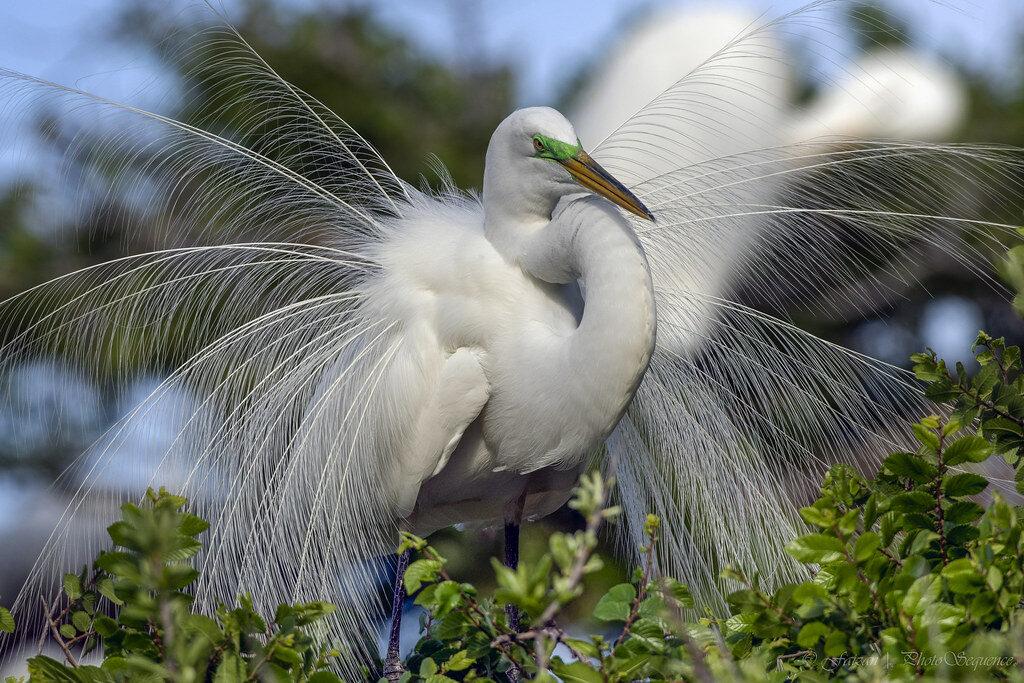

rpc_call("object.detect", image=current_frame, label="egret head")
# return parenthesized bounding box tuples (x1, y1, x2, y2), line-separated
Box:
(483, 107, 654, 225)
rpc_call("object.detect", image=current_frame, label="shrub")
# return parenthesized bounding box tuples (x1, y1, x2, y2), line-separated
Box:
(5, 489, 342, 682)
(4, 334, 1024, 682)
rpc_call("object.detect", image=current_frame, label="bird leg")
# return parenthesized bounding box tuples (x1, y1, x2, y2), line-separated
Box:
(503, 494, 526, 683)
(503, 491, 526, 630)
(383, 549, 411, 682)
(503, 521, 521, 631)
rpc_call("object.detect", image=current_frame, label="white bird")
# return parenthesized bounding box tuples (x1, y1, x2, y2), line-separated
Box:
(569, 3, 966, 353)
(0, 4, 1018, 679)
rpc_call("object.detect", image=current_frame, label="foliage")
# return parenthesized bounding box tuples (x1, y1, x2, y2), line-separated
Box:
(4, 488, 341, 682)
(396, 337, 1024, 681)
(6, 337, 1024, 681)
(118, 0, 513, 190)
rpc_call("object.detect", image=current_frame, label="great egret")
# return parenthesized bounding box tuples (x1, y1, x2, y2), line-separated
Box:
(569, 3, 966, 354)
(0, 3, 1019, 679)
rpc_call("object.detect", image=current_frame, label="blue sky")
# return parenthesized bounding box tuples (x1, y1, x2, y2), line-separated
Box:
(1, 0, 1020, 109)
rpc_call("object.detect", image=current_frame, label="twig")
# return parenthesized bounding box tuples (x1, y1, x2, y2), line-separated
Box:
(615, 525, 658, 648)
(40, 595, 78, 667)
(37, 593, 60, 655)
(681, 630, 714, 683)
(934, 424, 949, 566)
(531, 478, 611, 673)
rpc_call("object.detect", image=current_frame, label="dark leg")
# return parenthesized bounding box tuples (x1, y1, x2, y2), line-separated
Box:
(383, 549, 410, 682)
(503, 521, 520, 631)
(504, 496, 525, 683)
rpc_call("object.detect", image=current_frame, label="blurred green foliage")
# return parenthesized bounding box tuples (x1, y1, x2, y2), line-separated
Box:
(120, 0, 513, 190)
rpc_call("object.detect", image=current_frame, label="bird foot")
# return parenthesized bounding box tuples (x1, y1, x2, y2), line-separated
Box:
(383, 657, 405, 682)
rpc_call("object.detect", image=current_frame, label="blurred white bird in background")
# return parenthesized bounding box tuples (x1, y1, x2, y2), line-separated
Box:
(570, 2, 965, 353)
(0, 1, 1018, 679)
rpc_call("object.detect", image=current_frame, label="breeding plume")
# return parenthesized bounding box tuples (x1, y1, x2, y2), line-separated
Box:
(0, 2, 1021, 678)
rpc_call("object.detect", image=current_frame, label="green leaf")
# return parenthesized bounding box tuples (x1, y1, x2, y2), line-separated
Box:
(942, 558, 983, 594)
(62, 574, 82, 601)
(943, 473, 988, 497)
(660, 578, 694, 608)
(551, 659, 604, 683)
(799, 503, 834, 528)
(96, 578, 123, 606)
(564, 637, 599, 659)
(593, 583, 636, 622)
(909, 530, 939, 555)
(785, 533, 844, 564)
(27, 656, 78, 682)
(796, 621, 831, 648)
(59, 624, 76, 640)
(179, 513, 210, 537)
(71, 611, 90, 633)
(912, 423, 940, 452)
(214, 652, 246, 682)
(93, 616, 118, 638)
(0, 607, 13, 634)
(854, 532, 881, 562)
(419, 657, 438, 677)
(947, 524, 980, 546)
(307, 674, 343, 683)
(404, 559, 443, 594)
(884, 452, 938, 482)
(943, 435, 993, 466)
(443, 650, 474, 672)
(416, 580, 461, 617)
(824, 630, 847, 657)
(944, 501, 984, 525)
(890, 491, 935, 513)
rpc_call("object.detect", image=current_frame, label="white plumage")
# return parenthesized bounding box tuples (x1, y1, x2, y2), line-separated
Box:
(0, 3, 1018, 678)
(340, 110, 656, 534)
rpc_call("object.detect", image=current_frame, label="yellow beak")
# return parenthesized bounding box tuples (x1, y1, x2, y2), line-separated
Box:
(560, 150, 654, 222)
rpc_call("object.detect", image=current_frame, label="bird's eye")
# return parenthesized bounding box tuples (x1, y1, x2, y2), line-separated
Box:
(532, 137, 544, 152)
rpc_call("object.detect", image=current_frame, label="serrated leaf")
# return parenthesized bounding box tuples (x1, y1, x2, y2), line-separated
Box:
(96, 578, 123, 606)
(785, 534, 844, 564)
(214, 652, 246, 683)
(93, 615, 118, 638)
(912, 423, 940, 452)
(909, 530, 939, 555)
(404, 559, 443, 594)
(62, 574, 82, 601)
(944, 501, 984, 525)
(0, 607, 13, 634)
(890, 491, 935, 513)
(593, 583, 635, 622)
(661, 578, 694, 608)
(854, 532, 881, 562)
(944, 435, 994, 466)
(419, 657, 437, 677)
(884, 452, 938, 483)
(799, 504, 834, 528)
(179, 513, 210, 537)
(443, 650, 474, 672)
(71, 611, 90, 633)
(943, 473, 988, 497)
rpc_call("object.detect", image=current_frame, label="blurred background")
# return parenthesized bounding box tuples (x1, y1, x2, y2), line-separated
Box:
(1, 0, 1023, 659)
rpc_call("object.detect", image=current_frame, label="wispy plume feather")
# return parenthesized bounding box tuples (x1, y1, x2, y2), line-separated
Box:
(0, 1, 1020, 675)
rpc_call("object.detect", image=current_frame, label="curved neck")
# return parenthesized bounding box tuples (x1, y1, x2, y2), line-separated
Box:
(520, 198, 657, 430)
(567, 208, 657, 406)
